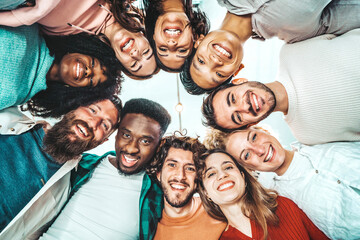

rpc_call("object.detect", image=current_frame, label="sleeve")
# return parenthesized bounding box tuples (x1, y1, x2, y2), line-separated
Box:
(298, 204, 330, 240)
(0, 0, 61, 26)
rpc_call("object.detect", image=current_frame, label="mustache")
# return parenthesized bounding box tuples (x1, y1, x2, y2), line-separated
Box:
(168, 179, 190, 188)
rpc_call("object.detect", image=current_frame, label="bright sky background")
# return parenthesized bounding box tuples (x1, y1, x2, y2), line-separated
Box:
(87, 0, 296, 155)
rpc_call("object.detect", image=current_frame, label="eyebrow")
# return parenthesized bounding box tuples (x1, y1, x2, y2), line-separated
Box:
(239, 131, 251, 159)
(204, 166, 213, 175)
(192, 61, 201, 72)
(131, 51, 154, 73)
(94, 104, 114, 128)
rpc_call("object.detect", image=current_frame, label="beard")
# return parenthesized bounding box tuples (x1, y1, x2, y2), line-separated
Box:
(43, 111, 103, 164)
(161, 180, 196, 208)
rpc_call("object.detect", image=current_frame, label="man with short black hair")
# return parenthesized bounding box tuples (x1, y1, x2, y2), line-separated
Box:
(0, 96, 121, 232)
(147, 134, 226, 240)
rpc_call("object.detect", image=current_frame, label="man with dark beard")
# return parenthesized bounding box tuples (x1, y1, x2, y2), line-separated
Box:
(37, 98, 171, 240)
(147, 134, 226, 240)
(0, 96, 121, 234)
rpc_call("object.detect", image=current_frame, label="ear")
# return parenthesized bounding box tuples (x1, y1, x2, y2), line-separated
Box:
(194, 34, 205, 49)
(156, 171, 161, 182)
(246, 122, 259, 128)
(233, 63, 244, 77)
(231, 77, 248, 85)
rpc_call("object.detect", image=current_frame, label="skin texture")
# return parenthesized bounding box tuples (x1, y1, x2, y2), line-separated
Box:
(105, 23, 157, 77)
(202, 152, 245, 206)
(157, 148, 197, 209)
(48, 53, 108, 87)
(112, 113, 161, 174)
(190, 30, 244, 89)
(154, 12, 193, 70)
(212, 81, 276, 129)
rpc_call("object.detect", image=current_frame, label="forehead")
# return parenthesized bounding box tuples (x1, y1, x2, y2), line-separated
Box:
(206, 152, 233, 167)
(212, 87, 236, 126)
(119, 113, 161, 138)
(74, 100, 117, 117)
(227, 131, 249, 152)
(165, 147, 194, 164)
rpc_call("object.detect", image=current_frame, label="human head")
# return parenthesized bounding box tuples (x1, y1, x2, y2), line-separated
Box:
(43, 96, 122, 164)
(202, 81, 276, 131)
(149, 133, 206, 208)
(185, 30, 244, 92)
(143, 0, 209, 72)
(114, 98, 171, 174)
(197, 149, 278, 238)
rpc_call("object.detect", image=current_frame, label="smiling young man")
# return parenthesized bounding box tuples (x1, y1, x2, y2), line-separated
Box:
(147, 135, 226, 240)
(0, 96, 121, 233)
(33, 98, 171, 240)
(202, 29, 360, 145)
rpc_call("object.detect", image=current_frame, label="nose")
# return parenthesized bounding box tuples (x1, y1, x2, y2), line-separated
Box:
(166, 39, 177, 48)
(217, 170, 228, 181)
(84, 65, 93, 78)
(249, 144, 266, 156)
(125, 140, 140, 154)
(130, 48, 140, 60)
(175, 167, 186, 180)
(87, 116, 102, 130)
(210, 54, 223, 66)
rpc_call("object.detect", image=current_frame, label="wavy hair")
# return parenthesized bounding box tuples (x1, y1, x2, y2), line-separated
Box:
(198, 149, 279, 240)
(22, 34, 122, 118)
(142, 0, 210, 72)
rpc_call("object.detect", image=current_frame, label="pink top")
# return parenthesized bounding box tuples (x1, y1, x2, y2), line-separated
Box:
(38, 0, 115, 35)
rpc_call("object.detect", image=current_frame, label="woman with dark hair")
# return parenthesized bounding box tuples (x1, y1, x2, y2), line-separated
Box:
(0, 0, 157, 78)
(0, 24, 121, 118)
(197, 149, 329, 240)
(142, 0, 209, 72)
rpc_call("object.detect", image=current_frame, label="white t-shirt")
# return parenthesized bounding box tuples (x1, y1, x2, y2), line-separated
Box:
(40, 155, 144, 240)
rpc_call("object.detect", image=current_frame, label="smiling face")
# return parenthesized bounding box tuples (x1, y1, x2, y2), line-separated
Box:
(212, 82, 276, 129)
(226, 128, 286, 174)
(190, 30, 244, 89)
(110, 28, 157, 77)
(114, 113, 161, 174)
(153, 12, 194, 70)
(59, 53, 108, 87)
(202, 152, 245, 206)
(157, 147, 197, 208)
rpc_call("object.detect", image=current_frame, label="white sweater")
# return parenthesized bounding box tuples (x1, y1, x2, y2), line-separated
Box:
(277, 29, 360, 145)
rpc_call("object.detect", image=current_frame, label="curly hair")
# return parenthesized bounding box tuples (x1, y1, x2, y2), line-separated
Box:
(21, 34, 123, 118)
(180, 49, 232, 95)
(198, 149, 279, 240)
(142, 0, 210, 72)
(147, 132, 207, 183)
(121, 98, 171, 137)
(203, 128, 230, 150)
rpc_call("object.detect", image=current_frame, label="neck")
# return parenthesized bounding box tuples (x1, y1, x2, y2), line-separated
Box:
(46, 62, 61, 82)
(220, 12, 252, 42)
(163, 197, 194, 218)
(265, 81, 289, 115)
(275, 149, 295, 176)
(162, 0, 185, 12)
(220, 201, 251, 234)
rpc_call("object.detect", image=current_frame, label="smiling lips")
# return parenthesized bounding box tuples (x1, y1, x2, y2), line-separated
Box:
(120, 38, 134, 53)
(164, 28, 181, 37)
(213, 44, 232, 59)
(170, 182, 187, 191)
(73, 60, 86, 81)
(217, 180, 235, 191)
(75, 123, 90, 139)
(264, 145, 275, 162)
(121, 154, 138, 167)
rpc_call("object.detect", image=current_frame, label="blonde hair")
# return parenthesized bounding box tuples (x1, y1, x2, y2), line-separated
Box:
(198, 149, 279, 240)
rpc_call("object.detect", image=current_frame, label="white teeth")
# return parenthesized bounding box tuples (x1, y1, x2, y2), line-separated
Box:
(214, 44, 231, 58)
(264, 146, 273, 162)
(124, 155, 137, 163)
(252, 94, 259, 111)
(165, 29, 180, 36)
(122, 39, 133, 51)
(218, 182, 234, 191)
(171, 184, 186, 190)
(76, 62, 80, 79)
(77, 124, 88, 137)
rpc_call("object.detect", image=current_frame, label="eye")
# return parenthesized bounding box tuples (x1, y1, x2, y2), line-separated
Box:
(225, 166, 233, 170)
(142, 48, 150, 55)
(198, 57, 204, 64)
(252, 133, 257, 142)
(231, 94, 235, 104)
(216, 72, 225, 78)
(122, 133, 131, 139)
(89, 107, 96, 113)
(168, 163, 176, 168)
(102, 122, 109, 131)
(244, 151, 250, 161)
(131, 61, 137, 68)
(159, 47, 167, 52)
(140, 138, 150, 145)
(186, 166, 195, 172)
(207, 172, 215, 178)
(236, 112, 242, 123)
(178, 49, 187, 53)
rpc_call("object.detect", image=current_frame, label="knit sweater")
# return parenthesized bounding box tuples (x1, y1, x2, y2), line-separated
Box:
(277, 29, 360, 145)
(220, 196, 329, 240)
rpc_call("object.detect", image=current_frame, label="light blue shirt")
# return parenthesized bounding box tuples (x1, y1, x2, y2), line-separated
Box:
(259, 142, 360, 240)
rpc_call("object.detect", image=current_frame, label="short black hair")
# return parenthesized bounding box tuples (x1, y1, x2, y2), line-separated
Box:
(180, 49, 232, 95)
(121, 98, 171, 137)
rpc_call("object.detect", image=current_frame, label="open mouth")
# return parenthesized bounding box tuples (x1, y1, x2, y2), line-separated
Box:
(251, 93, 260, 113)
(164, 28, 181, 37)
(120, 38, 134, 53)
(264, 145, 275, 162)
(213, 44, 232, 59)
(75, 123, 89, 139)
(121, 154, 138, 167)
(217, 181, 235, 191)
(73, 60, 86, 81)
(170, 182, 187, 191)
